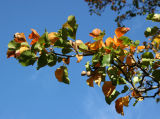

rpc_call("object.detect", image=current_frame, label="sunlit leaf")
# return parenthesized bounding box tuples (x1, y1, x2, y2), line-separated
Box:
(115, 27, 130, 38)
(76, 55, 83, 63)
(14, 33, 26, 43)
(28, 29, 40, 45)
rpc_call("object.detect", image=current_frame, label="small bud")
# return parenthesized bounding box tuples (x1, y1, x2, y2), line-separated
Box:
(81, 71, 86, 76)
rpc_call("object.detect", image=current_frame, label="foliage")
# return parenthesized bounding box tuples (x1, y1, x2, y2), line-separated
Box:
(7, 15, 160, 116)
(84, 0, 160, 26)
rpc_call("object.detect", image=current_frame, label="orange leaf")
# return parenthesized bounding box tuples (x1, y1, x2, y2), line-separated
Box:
(137, 46, 145, 52)
(130, 45, 136, 53)
(14, 33, 26, 43)
(102, 81, 115, 97)
(62, 58, 70, 64)
(76, 55, 83, 63)
(113, 36, 126, 49)
(28, 29, 40, 45)
(48, 32, 59, 45)
(105, 37, 114, 47)
(89, 28, 101, 37)
(55, 67, 64, 82)
(115, 27, 130, 38)
(89, 39, 104, 50)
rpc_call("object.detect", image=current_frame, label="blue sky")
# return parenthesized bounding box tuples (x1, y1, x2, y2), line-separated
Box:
(0, 0, 159, 119)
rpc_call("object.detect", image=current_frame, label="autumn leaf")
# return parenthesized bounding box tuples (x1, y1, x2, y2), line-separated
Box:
(115, 27, 130, 38)
(122, 96, 129, 107)
(55, 66, 70, 84)
(131, 90, 143, 101)
(115, 96, 129, 115)
(130, 45, 136, 53)
(7, 50, 16, 58)
(28, 29, 40, 45)
(105, 37, 114, 47)
(89, 39, 105, 50)
(48, 32, 59, 45)
(115, 97, 124, 115)
(126, 55, 135, 66)
(14, 33, 26, 43)
(62, 57, 70, 64)
(15, 46, 30, 57)
(76, 55, 83, 63)
(102, 81, 116, 97)
(86, 73, 102, 87)
(137, 46, 145, 52)
(89, 28, 101, 37)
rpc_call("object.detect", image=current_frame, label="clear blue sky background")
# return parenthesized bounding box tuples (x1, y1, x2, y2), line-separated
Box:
(0, 0, 159, 119)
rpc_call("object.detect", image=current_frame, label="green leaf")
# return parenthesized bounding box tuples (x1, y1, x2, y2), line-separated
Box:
(38, 31, 50, 48)
(133, 100, 138, 106)
(18, 50, 37, 66)
(102, 54, 111, 67)
(78, 43, 88, 51)
(21, 42, 30, 47)
(37, 51, 48, 70)
(47, 53, 57, 67)
(134, 40, 140, 46)
(105, 90, 120, 105)
(8, 40, 21, 50)
(62, 66, 70, 84)
(62, 48, 72, 54)
(121, 85, 129, 93)
(119, 36, 131, 45)
(144, 26, 159, 37)
(146, 13, 160, 22)
(92, 53, 102, 66)
(152, 69, 160, 81)
(85, 61, 91, 71)
(31, 42, 43, 51)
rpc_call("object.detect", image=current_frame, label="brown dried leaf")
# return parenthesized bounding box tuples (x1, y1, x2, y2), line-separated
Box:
(115, 97, 124, 115)
(62, 58, 70, 65)
(102, 81, 115, 97)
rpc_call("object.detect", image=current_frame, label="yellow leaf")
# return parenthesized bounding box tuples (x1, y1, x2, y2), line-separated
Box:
(102, 81, 115, 97)
(48, 32, 59, 45)
(76, 55, 83, 63)
(115, 27, 130, 38)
